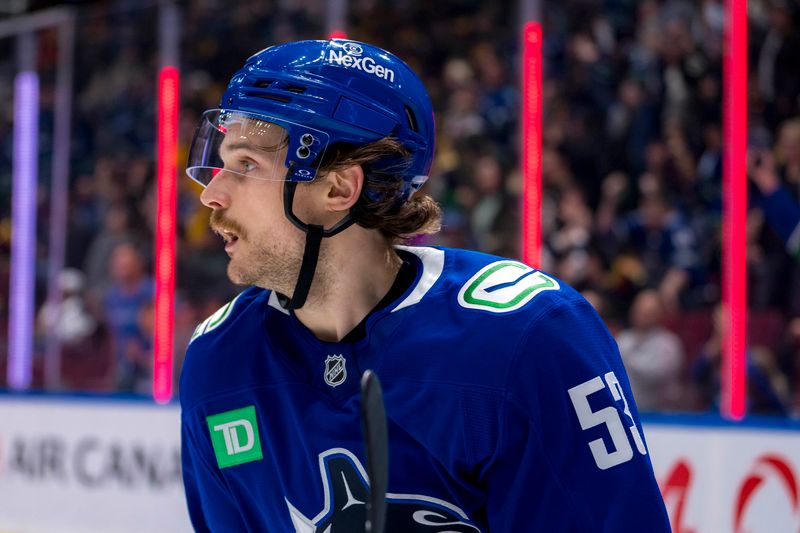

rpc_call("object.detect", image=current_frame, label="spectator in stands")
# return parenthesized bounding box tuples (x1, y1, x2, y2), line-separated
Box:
(776, 316, 800, 415)
(595, 171, 631, 244)
(581, 288, 624, 336)
(775, 316, 800, 417)
(36, 269, 112, 390)
(474, 43, 517, 145)
(125, 301, 154, 395)
(606, 78, 659, 177)
(694, 122, 723, 211)
(443, 85, 485, 141)
(749, 118, 800, 315)
(605, 187, 700, 313)
(754, 1, 800, 131)
(549, 186, 593, 287)
(83, 202, 137, 306)
(775, 117, 800, 193)
(37, 269, 97, 348)
(616, 289, 685, 412)
(693, 305, 791, 415)
(103, 242, 153, 392)
(750, 145, 800, 260)
(468, 154, 516, 255)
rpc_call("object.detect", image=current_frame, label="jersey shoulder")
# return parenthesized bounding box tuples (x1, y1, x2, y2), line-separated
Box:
(180, 286, 273, 408)
(399, 245, 579, 325)
(187, 286, 265, 344)
(386, 247, 593, 388)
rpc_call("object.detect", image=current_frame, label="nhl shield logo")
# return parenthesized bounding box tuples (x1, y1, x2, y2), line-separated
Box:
(324, 355, 347, 387)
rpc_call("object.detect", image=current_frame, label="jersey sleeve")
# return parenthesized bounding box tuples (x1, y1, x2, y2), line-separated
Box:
(484, 295, 671, 532)
(181, 413, 247, 532)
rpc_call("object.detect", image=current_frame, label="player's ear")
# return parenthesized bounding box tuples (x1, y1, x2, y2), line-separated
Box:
(324, 164, 364, 213)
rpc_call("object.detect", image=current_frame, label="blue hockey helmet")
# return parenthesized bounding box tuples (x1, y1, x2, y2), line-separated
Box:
(187, 39, 435, 202)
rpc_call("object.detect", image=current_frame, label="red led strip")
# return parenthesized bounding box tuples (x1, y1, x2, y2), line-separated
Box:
(522, 22, 542, 267)
(722, 0, 747, 420)
(154, 66, 179, 404)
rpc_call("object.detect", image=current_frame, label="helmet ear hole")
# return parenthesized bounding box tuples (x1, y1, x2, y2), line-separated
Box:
(404, 105, 418, 132)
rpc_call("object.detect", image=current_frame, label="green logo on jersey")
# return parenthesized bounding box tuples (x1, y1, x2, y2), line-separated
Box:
(189, 293, 242, 343)
(457, 261, 559, 313)
(206, 405, 263, 469)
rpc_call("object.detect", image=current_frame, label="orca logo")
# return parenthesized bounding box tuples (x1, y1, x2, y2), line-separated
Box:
(287, 448, 480, 532)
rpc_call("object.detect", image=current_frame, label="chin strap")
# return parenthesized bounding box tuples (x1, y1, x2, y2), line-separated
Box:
(278, 179, 356, 310)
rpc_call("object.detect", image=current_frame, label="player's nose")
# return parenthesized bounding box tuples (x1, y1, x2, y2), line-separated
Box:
(200, 170, 232, 210)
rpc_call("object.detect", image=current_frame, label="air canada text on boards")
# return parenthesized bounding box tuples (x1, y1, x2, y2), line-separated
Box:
(2, 435, 181, 489)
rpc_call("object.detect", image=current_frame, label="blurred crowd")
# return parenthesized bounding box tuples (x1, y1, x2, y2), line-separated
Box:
(0, 0, 799, 416)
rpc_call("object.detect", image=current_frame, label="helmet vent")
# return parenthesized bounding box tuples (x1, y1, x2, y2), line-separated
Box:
(253, 79, 275, 88)
(249, 92, 292, 104)
(285, 85, 307, 94)
(404, 105, 418, 132)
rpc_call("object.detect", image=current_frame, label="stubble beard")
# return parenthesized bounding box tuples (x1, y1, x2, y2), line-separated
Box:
(211, 209, 297, 293)
(227, 230, 298, 293)
(211, 208, 332, 302)
(227, 229, 331, 302)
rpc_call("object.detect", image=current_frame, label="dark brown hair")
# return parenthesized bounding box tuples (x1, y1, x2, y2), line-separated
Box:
(316, 138, 442, 243)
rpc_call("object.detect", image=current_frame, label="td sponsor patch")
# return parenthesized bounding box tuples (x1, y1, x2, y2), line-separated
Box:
(206, 405, 263, 469)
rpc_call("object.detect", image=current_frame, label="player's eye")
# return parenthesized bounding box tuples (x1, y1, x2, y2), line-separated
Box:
(238, 159, 258, 174)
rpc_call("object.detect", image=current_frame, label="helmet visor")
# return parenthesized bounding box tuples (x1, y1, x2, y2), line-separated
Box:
(186, 109, 328, 186)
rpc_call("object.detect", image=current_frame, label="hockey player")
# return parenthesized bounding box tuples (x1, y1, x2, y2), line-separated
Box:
(180, 39, 671, 532)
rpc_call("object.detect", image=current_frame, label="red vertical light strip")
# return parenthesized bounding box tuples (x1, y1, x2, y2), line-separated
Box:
(522, 22, 542, 267)
(722, 0, 747, 420)
(329, 31, 348, 40)
(154, 66, 178, 404)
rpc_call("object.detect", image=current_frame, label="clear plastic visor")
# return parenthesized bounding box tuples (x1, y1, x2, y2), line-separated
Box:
(186, 110, 324, 186)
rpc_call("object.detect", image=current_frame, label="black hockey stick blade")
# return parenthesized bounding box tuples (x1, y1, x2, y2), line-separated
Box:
(360, 369, 388, 533)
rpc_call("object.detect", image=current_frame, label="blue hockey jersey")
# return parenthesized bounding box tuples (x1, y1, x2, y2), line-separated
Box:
(180, 246, 671, 532)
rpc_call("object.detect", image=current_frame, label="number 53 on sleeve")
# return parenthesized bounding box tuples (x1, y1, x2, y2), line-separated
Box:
(568, 371, 648, 470)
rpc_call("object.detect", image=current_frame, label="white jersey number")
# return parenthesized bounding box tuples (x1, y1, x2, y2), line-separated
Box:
(567, 371, 647, 470)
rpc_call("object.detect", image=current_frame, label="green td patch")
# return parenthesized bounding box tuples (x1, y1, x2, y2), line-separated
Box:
(206, 405, 263, 469)
(457, 260, 559, 313)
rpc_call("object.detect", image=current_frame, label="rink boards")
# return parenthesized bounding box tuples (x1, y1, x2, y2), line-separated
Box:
(0, 396, 798, 532)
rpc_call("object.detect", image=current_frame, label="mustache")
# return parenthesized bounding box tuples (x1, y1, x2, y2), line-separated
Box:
(209, 210, 247, 240)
